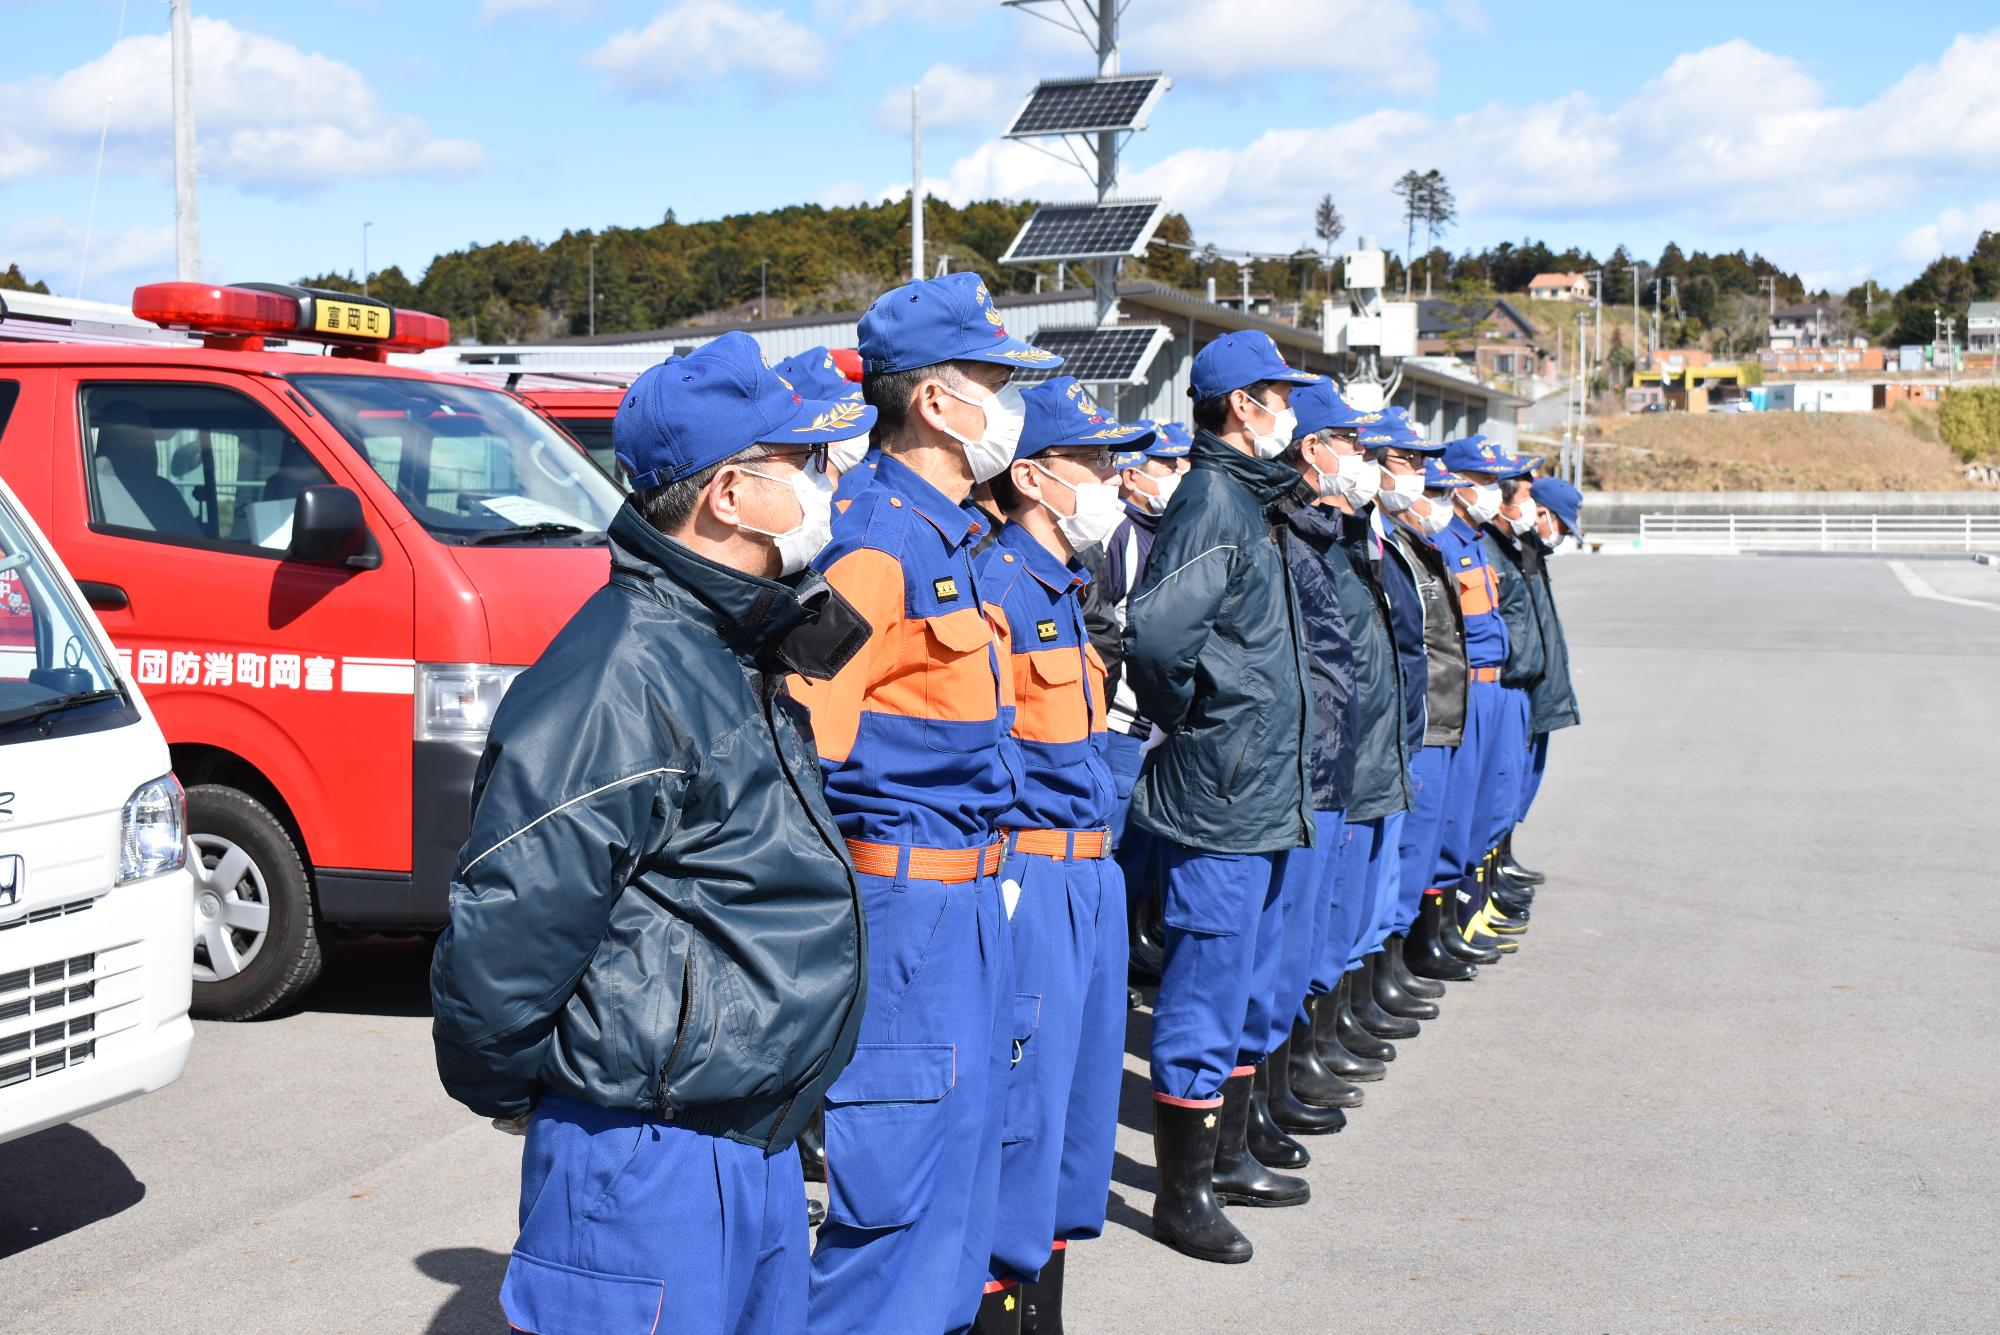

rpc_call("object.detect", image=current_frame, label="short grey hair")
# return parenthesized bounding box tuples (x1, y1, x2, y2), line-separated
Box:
(632, 444, 771, 535)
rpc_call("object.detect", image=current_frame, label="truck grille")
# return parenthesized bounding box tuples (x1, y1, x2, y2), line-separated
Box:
(0, 950, 99, 1090)
(0, 896, 96, 933)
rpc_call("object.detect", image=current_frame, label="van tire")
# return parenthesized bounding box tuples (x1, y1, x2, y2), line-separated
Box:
(186, 785, 324, 1021)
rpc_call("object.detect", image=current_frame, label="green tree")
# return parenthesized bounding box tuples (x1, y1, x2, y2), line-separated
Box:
(0, 263, 49, 294)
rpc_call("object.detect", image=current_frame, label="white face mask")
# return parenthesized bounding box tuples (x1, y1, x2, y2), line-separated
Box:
(1376, 469, 1426, 514)
(1135, 468, 1181, 515)
(940, 380, 1026, 483)
(1328, 454, 1381, 506)
(1466, 482, 1503, 525)
(1033, 463, 1124, 553)
(826, 434, 868, 476)
(1240, 391, 1296, 460)
(1509, 497, 1540, 535)
(1415, 494, 1455, 536)
(739, 465, 834, 577)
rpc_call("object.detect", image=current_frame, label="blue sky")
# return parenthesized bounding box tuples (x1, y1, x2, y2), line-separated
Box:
(4, 0, 1998, 304)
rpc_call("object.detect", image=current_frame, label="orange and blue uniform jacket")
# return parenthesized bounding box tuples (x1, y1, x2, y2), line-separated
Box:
(1434, 515, 1509, 669)
(790, 450, 1021, 848)
(975, 520, 1114, 833)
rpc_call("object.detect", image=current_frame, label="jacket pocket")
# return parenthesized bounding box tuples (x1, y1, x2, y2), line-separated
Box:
(823, 1042, 956, 1229)
(501, 1252, 664, 1335)
(1016, 647, 1085, 746)
(919, 607, 1001, 753)
(1001, 992, 1043, 1147)
(1160, 849, 1261, 937)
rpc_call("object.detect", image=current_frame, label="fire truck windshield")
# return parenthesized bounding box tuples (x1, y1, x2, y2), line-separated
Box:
(290, 375, 623, 544)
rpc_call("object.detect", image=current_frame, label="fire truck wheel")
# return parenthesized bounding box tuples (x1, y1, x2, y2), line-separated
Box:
(186, 785, 325, 1021)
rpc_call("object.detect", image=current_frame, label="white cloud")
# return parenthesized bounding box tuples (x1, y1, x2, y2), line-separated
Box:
(588, 2, 823, 94)
(813, 0, 976, 32)
(1121, 0, 1437, 97)
(1896, 197, 2000, 266)
(915, 29, 2000, 264)
(0, 17, 482, 190)
(874, 63, 1016, 133)
(4, 217, 175, 299)
(1443, 0, 1491, 35)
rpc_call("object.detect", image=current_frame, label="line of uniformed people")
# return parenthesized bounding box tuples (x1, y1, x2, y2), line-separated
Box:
(433, 269, 1583, 1335)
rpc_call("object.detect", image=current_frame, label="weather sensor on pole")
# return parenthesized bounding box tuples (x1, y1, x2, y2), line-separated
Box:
(1320, 237, 1417, 411)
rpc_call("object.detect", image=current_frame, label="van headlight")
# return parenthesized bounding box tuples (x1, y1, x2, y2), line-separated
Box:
(416, 664, 524, 743)
(119, 774, 187, 885)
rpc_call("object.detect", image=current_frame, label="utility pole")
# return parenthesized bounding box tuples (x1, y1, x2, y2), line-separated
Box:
(1590, 268, 1604, 366)
(1090, 0, 1120, 328)
(1627, 264, 1643, 381)
(759, 259, 769, 321)
(588, 238, 596, 337)
(910, 85, 924, 283)
(169, 0, 200, 280)
(361, 221, 372, 296)
(1759, 275, 1776, 320)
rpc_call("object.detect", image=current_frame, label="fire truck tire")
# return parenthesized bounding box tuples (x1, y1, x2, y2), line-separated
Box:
(186, 785, 325, 1021)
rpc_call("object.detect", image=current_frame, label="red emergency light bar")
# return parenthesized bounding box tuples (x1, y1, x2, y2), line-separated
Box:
(829, 347, 863, 383)
(131, 281, 452, 359)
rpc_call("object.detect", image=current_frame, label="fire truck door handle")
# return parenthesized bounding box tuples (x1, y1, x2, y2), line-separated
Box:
(78, 581, 129, 611)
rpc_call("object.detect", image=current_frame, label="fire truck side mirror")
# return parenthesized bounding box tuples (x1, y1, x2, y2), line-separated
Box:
(287, 486, 380, 571)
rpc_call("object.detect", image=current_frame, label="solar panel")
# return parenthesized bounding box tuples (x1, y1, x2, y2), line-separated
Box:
(999, 200, 1167, 265)
(1011, 325, 1169, 386)
(1006, 74, 1168, 138)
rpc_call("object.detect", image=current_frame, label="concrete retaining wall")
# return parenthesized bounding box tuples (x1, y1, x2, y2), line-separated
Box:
(1587, 490, 2000, 535)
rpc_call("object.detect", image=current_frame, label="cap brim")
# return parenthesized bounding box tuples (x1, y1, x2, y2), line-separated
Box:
(1147, 443, 1191, 459)
(954, 334, 1064, 371)
(767, 393, 877, 444)
(1047, 423, 1155, 451)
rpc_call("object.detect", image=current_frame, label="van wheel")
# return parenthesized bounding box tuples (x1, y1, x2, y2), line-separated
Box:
(186, 785, 323, 1021)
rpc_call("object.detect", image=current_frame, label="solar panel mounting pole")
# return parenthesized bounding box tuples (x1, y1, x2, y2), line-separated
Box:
(911, 85, 925, 284)
(170, 0, 201, 281)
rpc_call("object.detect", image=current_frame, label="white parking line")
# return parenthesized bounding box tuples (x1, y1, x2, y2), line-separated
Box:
(1885, 560, 2000, 611)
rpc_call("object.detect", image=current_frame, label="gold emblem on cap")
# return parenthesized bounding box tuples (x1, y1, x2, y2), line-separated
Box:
(985, 305, 1005, 327)
(1000, 347, 1057, 363)
(793, 399, 866, 433)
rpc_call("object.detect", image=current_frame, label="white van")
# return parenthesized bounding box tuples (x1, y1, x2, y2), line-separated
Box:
(1, 472, 193, 1146)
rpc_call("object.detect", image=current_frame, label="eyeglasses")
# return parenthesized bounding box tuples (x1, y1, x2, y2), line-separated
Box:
(1043, 447, 1113, 471)
(760, 443, 830, 475)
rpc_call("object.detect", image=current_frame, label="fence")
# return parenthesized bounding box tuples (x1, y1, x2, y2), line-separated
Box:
(1638, 513, 2000, 553)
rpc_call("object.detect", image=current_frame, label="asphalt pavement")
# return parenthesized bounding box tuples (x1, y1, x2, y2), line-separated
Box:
(4, 553, 1999, 1333)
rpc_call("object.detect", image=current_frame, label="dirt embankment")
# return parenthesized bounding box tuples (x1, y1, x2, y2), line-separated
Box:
(1578, 405, 1986, 491)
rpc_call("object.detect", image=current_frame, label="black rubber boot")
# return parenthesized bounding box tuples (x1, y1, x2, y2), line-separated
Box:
(1316, 979, 1388, 1080)
(1499, 831, 1544, 884)
(1288, 1001, 1365, 1108)
(1211, 1073, 1310, 1207)
(1129, 892, 1165, 982)
(973, 1282, 1023, 1334)
(1021, 1245, 1065, 1335)
(798, 1105, 826, 1183)
(1246, 1064, 1312, 1168)
(1441, 889, 1502, 964)
(1387, 932, 1447, 1000)
(1406, 891, 1478, 981)
(1372, 943, 1440, 1020)
(807, 1196, 824, 1228)
(1150, 1100, 1253, 1263)
(1351, 955, 1421, 1039)
(1490, 878, 1533, 921)
(1455, 875, 1516, 957)
(1265, 1036, 1345, 1135)
(1333, 973, 1398, 1063)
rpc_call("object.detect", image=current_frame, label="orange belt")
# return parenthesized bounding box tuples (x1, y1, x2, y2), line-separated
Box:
(845, 838, 1004, 884)
(1469, 665, 1502, 683)
(1007, 828, 1111, 861)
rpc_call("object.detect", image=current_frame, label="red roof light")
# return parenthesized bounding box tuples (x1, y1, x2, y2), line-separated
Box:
(133, 282, 298, 337)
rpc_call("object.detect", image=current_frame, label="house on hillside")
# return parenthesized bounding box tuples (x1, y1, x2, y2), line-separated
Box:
(1416, 296, 1557, 393)
(1768, 301, 1835, 350)
(1526, 272, 1591, 301)
(1969, 301, 2000, 353)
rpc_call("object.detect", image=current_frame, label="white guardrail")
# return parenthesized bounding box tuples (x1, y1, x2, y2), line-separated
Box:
(1638, 513, 2000, 553)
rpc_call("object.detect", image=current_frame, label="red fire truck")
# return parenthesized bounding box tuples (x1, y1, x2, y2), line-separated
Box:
(0, 282, 622, 1019)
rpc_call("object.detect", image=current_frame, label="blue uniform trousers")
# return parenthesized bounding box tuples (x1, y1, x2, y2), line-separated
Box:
(1102, 730, 1158, 900)
(1394, 746, 1455, 934)
(1516, 731, 1551, 825)
(1439, 680, 1503, 883)
(503, 1095, 806, 1335)
(808, 868, 1012, 1335)
(1253, 810, 1343, 1054)
(1476, 687, 1533, 857)
(989, 848, 1126, 1282)
(1356, 809, 1409, 966)
(1149, 845, 1288, 1102)
(1315, 821, 1371, 988)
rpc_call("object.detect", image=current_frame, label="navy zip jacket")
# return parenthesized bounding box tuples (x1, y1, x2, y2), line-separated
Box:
(1277, 500, 1358, 811)
(1377, 518, 1430, 754)
(1327, 508, 1412, 822)
(430, 503, 866, 1150)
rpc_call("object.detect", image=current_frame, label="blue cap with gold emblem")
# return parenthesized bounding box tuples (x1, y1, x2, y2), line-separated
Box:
(773, 346, 862, 404)
(857, 271, 1061, 375)
(1423, 456, 1471, 489)
(1444, 434, 1542, 477)
(1020, 377, 1155, 461)
(1155, 421, 1194, 453)
(1189, 330, 1319, 402)
(1530, 476, 1584, 533)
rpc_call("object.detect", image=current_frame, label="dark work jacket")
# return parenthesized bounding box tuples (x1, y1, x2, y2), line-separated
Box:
(1327, 508, 1412, 822)
(1125, 429, 1316, 854)
(1387, 521, 1468, 748)
(1076, 543, 1122, 690)
(430, 503, 866, 1150)
(1522, 537, 1581, 734)
(1482, 525, 1547, 691)
(1277, 501, 1358, 812)
(1376, 520, 1429, 756)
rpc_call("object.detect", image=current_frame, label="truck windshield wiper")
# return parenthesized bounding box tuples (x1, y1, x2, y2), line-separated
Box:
(0, 688, 125, 729)
(464, 522, 586, 546)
